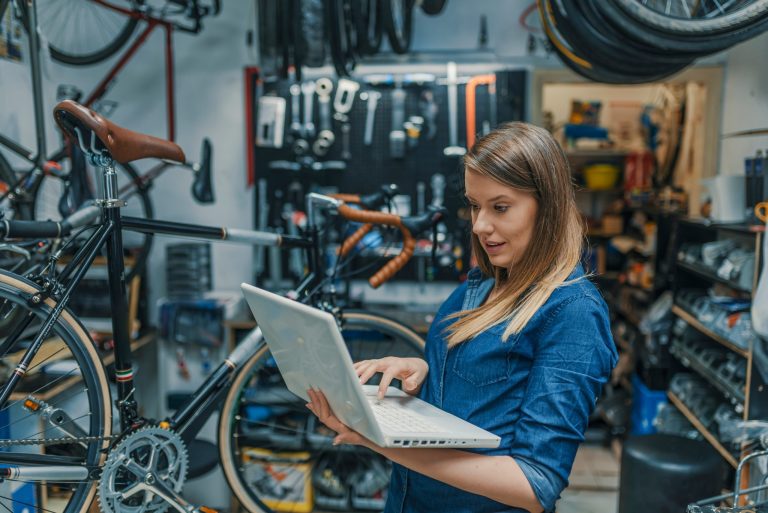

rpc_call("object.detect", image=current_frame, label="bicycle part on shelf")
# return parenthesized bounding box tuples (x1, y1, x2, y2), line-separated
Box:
(443, 62, 466, 157)
(301, 81, 316, 139)
(389, 84, 407, 159)
(361, 91, 382, 146)
(98, 426, 189, 513)
(289, 84, 303, 137)
(334, 78, 360, 114)
(313, 135, 334, 157)
(255, 96, 286, 148)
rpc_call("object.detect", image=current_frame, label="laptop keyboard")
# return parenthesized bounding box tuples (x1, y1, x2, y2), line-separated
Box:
(368, 399, 447, 433)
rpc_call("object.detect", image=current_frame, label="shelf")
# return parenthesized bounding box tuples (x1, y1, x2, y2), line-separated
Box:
(576, 187, 624, 194)
(671, 342, 746, 406)
(671, 305, 750, 358)
(667, 391, 738, 469)
(676, 260, 752, 294)
(678, 218, 766, 235)
(566, 149, 629, 158)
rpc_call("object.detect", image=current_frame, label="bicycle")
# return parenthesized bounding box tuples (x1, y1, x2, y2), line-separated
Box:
(0, 0, 216, 282)
(0, 99, 445, 513)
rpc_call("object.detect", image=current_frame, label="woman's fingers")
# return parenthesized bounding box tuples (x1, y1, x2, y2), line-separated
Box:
(378, 367, 400, 400)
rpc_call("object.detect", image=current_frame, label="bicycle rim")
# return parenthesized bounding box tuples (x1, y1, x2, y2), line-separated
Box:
(614, 0, 768, 34)
(35, 0, 140, 66)
(218, 311, 425, 513)
(32, 160, 154, 283)
(0, 270, 112, 513)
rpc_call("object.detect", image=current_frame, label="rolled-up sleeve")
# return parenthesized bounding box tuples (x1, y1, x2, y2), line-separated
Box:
(510, 294, 617, 512)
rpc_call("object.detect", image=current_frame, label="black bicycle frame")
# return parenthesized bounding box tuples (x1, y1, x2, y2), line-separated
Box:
(0, 205, 324, 439)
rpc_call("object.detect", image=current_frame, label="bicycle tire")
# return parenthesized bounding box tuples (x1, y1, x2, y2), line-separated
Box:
(599, 0, 768, 53)
(539, 0, 690, 84)
(298, 0, 326, 68)
(218, 310, 426, 513)
(0, 269, 112, 513)
(352, 0, 383, 55)
(31, 159, 154, 283)
(31, 0, 140, 66)
(612, 0, 768, 35)
(553, 0, 701, 68)
(382, 0, 414, 54)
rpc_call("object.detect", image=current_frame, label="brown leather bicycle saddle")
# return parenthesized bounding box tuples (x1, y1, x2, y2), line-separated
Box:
(53, 100, 185, 164)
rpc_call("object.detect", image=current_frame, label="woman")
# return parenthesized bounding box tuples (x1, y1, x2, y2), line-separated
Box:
(307, 122, 618, 513)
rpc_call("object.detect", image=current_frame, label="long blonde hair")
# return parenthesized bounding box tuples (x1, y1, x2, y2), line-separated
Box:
(445, 122, 585, 347)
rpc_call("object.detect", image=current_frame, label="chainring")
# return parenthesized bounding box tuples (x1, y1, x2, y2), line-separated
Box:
(98, 426, 189, 513)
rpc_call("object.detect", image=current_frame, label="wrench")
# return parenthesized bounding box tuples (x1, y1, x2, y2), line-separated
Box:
(341, 123, 351, 160)
(334, 78, 360, 114)
(301, 81, 316, 139)
(390, 85, 407, 159)
(289, 84, 302, 136)
(361, 91, 381, 146)
(315, 77, 335, 145)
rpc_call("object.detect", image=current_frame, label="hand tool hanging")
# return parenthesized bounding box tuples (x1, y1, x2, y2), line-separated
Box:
(465, 74, 496, 150)
(443, 62, 465, 157)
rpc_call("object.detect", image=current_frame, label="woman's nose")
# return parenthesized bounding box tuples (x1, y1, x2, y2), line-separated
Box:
(472, 211, 492, 235)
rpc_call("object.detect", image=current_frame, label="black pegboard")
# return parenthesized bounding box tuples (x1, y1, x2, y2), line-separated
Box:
(250, 69, 527, 284)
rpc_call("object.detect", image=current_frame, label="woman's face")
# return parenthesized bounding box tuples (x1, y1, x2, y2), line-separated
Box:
(465, 170, 538, 269)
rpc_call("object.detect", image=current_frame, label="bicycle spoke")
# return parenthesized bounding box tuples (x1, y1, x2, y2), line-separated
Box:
(0, 495, 58, 513)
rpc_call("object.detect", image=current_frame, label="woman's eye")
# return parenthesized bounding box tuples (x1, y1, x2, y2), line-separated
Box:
(494, 205, 509, 213)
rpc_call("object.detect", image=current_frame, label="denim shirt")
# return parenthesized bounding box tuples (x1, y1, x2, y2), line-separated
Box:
(384, 264, 617, 513)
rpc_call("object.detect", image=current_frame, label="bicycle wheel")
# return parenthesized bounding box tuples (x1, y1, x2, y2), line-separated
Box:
(218, 310, 426, 513)
(0, 270, 112, 513)
(31, 159, 154, 283)
(612, 0, 768, 35)
(34, 0, 141, 66)
(599, 0, 768, 53)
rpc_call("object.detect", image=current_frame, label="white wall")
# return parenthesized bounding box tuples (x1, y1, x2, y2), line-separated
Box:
(718, 31, 768, 177)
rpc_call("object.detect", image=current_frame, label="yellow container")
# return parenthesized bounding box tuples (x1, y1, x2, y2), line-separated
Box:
(583, 164, 621, 190)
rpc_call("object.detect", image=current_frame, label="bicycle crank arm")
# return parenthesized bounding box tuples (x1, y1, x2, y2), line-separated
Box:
(2, 465, 89, 482)
(120, 470, 194, 513)
(23, 397, 89, 447)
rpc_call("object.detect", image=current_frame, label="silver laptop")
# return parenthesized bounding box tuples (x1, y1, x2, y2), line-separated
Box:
(241, 283, 501, 449)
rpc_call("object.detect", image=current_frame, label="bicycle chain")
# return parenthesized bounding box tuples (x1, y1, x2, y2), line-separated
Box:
(0, 434, 120, 447)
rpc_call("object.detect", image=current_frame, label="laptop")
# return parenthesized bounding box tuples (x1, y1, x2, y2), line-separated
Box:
(241, 283, 501, 449)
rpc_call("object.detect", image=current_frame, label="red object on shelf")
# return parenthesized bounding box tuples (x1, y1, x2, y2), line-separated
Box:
(624, 150, 654, 191)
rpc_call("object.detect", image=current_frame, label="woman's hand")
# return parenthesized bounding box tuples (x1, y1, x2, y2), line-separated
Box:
(354, 357, 429, 399)
(306, 388, 370, 447)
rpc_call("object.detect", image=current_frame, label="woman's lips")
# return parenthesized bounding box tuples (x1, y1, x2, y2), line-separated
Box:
(483, 242, 506, 255)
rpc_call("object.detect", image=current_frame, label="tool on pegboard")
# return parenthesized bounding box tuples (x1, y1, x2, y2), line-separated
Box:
(361, 90, 381, 146)
(443, 62, 466, 157)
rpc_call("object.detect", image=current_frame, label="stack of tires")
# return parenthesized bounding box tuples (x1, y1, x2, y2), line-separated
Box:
(538, 0, 768, 83)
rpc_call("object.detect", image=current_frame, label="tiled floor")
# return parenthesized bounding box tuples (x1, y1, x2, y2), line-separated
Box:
(558, 444, 620, 513)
